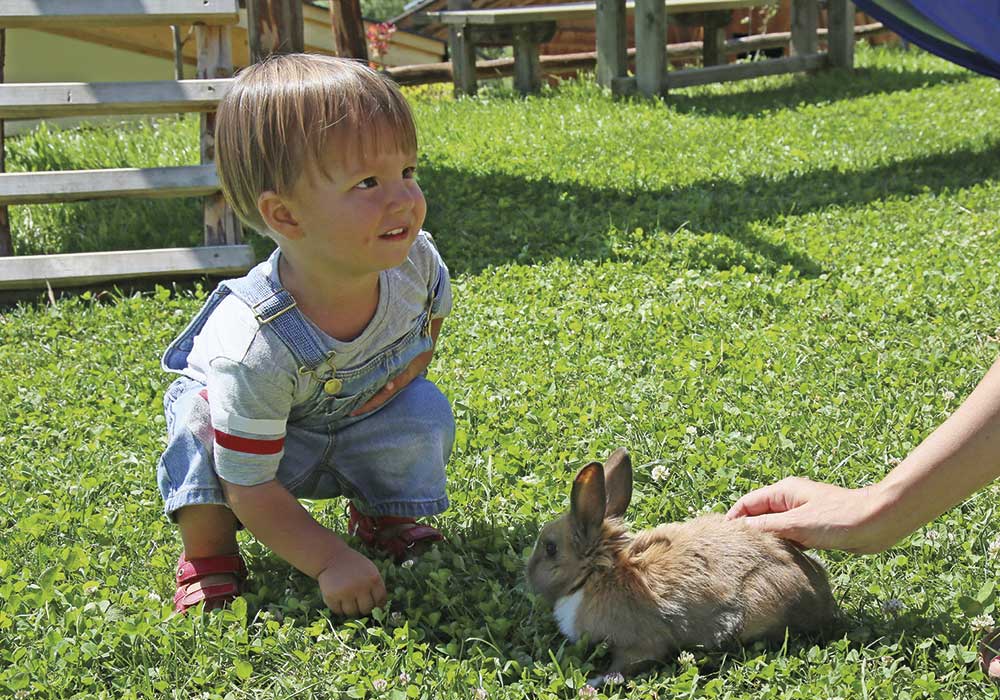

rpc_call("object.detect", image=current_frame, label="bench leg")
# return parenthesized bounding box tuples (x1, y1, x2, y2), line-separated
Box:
(790, 0, 819, 57)
(512, 25, 542, 95)
(634, 0, 665, 96)
(701, 11, 730, 67)
(450, 21, 477, 97)
(596, 0, 627, 89)
(827, 0, 855, 69)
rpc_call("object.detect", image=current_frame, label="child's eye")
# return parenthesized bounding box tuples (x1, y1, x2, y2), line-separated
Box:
(356, 176, 379, 189)
(403, 166, 417, 179)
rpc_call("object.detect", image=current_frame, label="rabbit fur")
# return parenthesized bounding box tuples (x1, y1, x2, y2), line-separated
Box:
(525, 448, 836, 680)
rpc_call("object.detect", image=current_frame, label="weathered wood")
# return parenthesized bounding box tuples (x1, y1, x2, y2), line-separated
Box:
(701, 10, 730, 66)
(595, 0, 627, 88)
(0, 80, 231, 119)
(329, 0, 368, 60)
(0, 246, 255, 291)
(0, 28, 10, 257)
(0, 165, 220, 205)
(790, 0, 819, 57)
(634, 0, 665, 96)
(512, 25, 542, 94)
(471, 23, 557, 46)
(0, 0, 239, 27)
(247, 0, 304, 61)
(826, 0, 855, 68)
(447, 0, 478, 97)
(196, 25, 240, 246)
(624, 52, 826, 93)
(427, 0, 773, 24)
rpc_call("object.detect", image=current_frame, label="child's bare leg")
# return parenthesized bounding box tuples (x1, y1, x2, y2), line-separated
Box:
(176, 504, 240, 591)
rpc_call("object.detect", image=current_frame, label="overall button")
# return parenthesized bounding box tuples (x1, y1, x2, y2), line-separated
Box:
(323, 378, 342, 395)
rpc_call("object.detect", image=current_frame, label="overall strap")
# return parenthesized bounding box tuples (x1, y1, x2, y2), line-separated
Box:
(223, 267, 331, 372)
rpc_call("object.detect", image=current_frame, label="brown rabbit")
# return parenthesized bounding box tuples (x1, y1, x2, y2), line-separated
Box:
(525, 448, 836, 681)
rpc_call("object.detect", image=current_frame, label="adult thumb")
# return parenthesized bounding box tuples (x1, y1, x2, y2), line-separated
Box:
(741, 511, 805, 546)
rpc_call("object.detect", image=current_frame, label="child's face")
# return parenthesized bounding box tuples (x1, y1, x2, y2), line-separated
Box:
(281, 133, 426, 280)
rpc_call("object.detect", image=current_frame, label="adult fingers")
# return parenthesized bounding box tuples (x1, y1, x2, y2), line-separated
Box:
(726, 482, 800, 519)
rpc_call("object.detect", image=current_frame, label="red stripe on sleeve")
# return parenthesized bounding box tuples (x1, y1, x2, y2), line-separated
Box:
(214, 430, 285, 455)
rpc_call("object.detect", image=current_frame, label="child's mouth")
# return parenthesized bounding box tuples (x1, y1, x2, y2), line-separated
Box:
(379, 226, 408, 241)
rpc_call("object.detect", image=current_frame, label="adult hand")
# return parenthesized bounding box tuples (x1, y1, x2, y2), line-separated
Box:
(350, 348, 433, 416)
(317, 549, 387, 617)
(726, 477, 895, 554)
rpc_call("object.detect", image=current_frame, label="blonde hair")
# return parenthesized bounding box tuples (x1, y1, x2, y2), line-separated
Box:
(215, 54, 418, 234)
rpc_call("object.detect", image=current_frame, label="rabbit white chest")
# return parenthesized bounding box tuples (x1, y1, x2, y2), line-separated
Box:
(553, 589, 584, 641)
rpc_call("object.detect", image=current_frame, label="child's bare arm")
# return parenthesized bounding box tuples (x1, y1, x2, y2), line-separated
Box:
(222, 479, 387, 616)
(728, 356, 1000, 552)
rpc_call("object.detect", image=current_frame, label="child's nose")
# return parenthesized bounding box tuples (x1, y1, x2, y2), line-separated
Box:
(389, 184, 419, 213)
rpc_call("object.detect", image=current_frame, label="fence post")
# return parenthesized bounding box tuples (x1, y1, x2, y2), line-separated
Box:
(196, 25, 241, 246)
(634, 0, 664, 96)
(0, 29, 10, 257)
(248, 0, 305, 61)
(596, 0, 627, 88)
(827, 0, 855, 68)
(329, 0, 368, 60)
(790, 0, 819, 57)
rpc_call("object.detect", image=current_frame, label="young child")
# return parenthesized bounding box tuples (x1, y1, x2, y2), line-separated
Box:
(157, 54, 454, 618)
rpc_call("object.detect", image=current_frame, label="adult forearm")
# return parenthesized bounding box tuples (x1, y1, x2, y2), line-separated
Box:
(869, 356, 1000, 543)
(223, 480, 350, 578)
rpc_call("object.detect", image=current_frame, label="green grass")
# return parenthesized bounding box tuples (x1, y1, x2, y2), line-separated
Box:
(3, 44, 1000, 698)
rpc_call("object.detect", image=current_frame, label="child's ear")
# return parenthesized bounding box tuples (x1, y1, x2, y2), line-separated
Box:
(257, 190, 304, 241)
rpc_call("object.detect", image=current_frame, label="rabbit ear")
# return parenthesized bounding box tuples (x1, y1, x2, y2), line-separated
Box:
(571, 462, 607, 548)
(603, 447, 633, 518)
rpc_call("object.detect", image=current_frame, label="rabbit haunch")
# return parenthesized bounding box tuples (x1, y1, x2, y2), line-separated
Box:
(526, 448, 836, 678)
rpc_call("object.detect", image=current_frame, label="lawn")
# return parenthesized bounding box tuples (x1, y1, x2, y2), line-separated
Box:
(2, 43, 1000, 698)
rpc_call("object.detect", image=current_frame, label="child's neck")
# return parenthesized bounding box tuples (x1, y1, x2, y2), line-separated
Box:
(277, 253, 380, 342)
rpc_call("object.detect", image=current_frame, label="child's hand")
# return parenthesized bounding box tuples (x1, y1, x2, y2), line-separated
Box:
(351, 348, 433, 416)
(317, 549, 387, 617)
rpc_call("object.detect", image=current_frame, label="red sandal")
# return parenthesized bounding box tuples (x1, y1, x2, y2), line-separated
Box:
(173, 552, 248, 613)
(347, 502, 444, 562)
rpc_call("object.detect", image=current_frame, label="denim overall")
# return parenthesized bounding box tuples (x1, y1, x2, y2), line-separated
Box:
(156, 257, 454, 520)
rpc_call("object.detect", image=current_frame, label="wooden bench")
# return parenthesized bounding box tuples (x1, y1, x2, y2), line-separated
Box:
(0, 0, 253, 291)
(426, 0, 856, 97)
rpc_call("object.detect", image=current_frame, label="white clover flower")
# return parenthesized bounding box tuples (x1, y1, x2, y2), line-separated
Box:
(988, 534, 1000, 555)
(390, 611, 404, 625)
(401, 559, 415, 569)
(474, 688, 488, 700)
(373, 679, 388, 691)
(972, 613, 996, 633)
(686, 426, 698, 436)
(943, 390, 957, 401)
(578, 686, 598, 698)
(398, 672, 410, 685)
(604, 672, 624, 686)
(678, 650, 696, 667)
(147, 591, 162, 603)
(881, 598, 904, 614)
(651, 465, 669, 482)
(887, 457, 902, 467)
(924, 530, 940, 543)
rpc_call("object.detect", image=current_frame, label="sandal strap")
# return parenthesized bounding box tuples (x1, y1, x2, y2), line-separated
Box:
(396, 525, 444, 546)
(174, 580, 240, 612)
(176, 553, 248, 585)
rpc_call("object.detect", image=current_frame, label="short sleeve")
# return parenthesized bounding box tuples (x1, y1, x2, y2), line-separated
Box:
(206, 356, 294, 486)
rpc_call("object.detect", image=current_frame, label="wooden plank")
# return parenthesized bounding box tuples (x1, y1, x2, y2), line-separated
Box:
(427, 0, 773, 25)
(0, 245, 254, 290)
(665, 52, 826, 89)
(595, 0, 627, 88)
(790, 0, 819, 57)
(512, 25, 542, 94)
(0, 28, 10, 257)
(195, 25, 240, 246)
(0, 80, 231, 119)
(248, 0, 305, 60)
(0, 0, 239, 28)
(449, 0, 478, 96)
(634, 0, 665, 96)
(827, 0, 855, 69)
(0, 165, 219, 205)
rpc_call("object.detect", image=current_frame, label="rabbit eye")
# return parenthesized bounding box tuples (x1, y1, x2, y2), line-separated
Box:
(544, 540, 558, 558)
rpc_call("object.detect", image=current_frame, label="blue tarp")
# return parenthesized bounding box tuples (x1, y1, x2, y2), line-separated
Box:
(852, 0, 1000, 78)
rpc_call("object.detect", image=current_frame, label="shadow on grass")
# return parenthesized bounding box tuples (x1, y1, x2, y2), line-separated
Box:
(660, 66, 975, 118)
(425, 143, 1000, 277)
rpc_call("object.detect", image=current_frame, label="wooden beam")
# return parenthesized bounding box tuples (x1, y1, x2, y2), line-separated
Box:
(195, 26, 240, 246)
(512, 24, 542, 95)
(790, 0, 819, 57)
(827, 0, 856, 69)
(0, 165, 220, 205)
(329, 0, 368, 60)
(0, 28, 10, 257)
(0, 80, 231, 119)
(596, 0, 627, 88)
(634, 0, 665, 96)
(0, 0, 240, 27)
(247, 0, 304, 61)
(614, 52, 827, 94)
(0, 245, 255, 290)
(427, 0, 773, 24)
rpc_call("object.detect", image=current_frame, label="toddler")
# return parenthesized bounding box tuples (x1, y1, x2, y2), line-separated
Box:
(157, 54, 454, 618)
